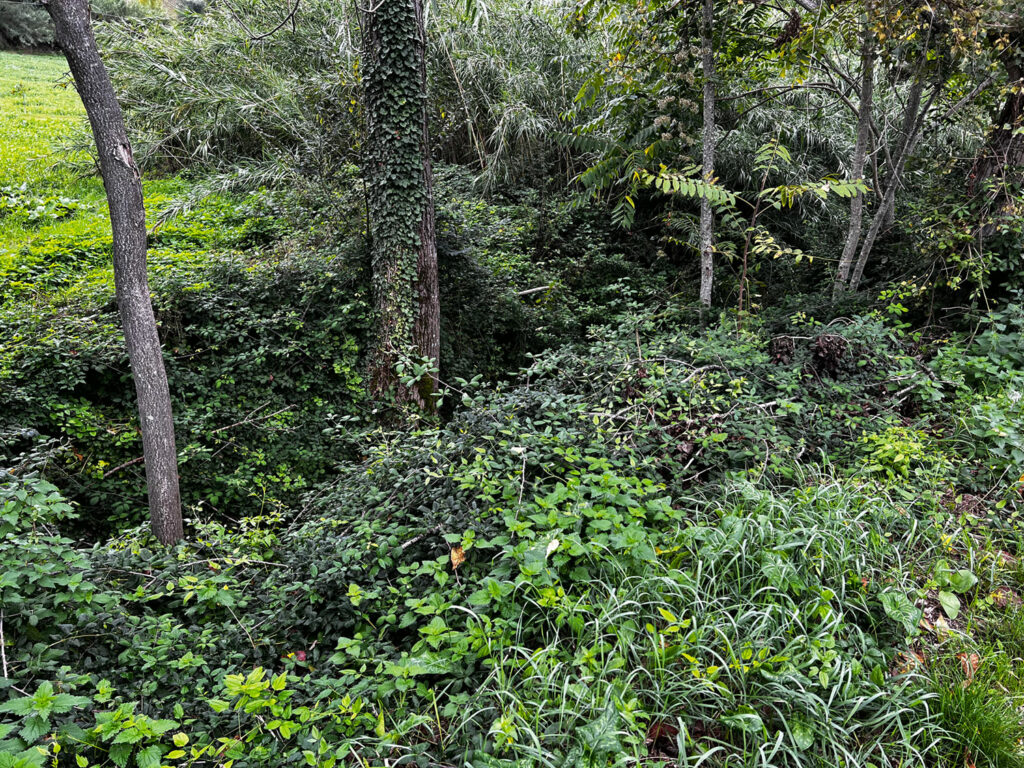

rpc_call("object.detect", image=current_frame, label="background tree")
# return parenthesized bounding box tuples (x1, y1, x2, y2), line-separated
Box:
(44, 0, 183, 544)
(361, 0, 440, 411)
(833, 25, 875, 297)
(698, 0, 717, 310)
(968, 10, 1024, 209)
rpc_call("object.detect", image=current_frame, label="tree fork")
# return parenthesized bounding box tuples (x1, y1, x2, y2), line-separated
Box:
(45, 0, 183, 544)
(833, 29, 874, 298)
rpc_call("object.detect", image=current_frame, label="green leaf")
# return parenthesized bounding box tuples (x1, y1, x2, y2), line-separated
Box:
(948, 570, 978, 594)
(135, 746, 161, 768)
(19, 715, 48, 744)
(113, 729, 145, 745)
(880, 592, 922, 635)
(789, 716, 815, 750)
(0, 698, 35, 717)
(721, 706, 764, 735)
(51, 694, 89, 714)
(577, 704, 622, 756)
(938, 591, 960, 619)
(109, 743, 132, 768)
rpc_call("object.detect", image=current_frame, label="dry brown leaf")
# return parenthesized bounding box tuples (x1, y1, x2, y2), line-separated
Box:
(958, 652, 980, 685)
(450, 545, 466, 570)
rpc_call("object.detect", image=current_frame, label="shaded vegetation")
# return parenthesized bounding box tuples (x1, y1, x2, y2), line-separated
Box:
(2, 4, 1024, 765)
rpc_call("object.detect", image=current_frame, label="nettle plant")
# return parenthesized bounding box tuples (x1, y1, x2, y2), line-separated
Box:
(0, 477, 113, 684)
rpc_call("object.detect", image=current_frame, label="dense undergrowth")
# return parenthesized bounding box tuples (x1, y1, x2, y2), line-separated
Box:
(2, 51, 1024, 768)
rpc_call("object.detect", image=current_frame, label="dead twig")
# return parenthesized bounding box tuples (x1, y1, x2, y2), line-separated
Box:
(103, 455, 144, 478)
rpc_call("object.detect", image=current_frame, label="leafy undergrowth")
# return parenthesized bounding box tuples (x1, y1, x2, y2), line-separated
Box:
(3, 45, 1024, 768)
(2, 306, 1024, 767)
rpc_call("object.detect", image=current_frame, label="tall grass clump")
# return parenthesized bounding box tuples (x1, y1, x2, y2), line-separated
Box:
(446, 475, 951, 767)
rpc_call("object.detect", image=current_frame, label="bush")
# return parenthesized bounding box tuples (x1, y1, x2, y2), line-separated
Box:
(0, 2, 53, 49)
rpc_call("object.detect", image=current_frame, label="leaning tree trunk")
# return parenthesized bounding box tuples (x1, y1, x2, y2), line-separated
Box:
(45, 0, 182, 544)
(848, 77, 934, 292)
(698, 0, 716, 311)
(833, 31, 874, 297)
(362, 0, 440, 411)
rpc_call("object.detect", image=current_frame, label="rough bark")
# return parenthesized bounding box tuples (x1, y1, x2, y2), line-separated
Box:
(848, 77, 933, 291)
(698, 0, 716, 310)
(968, 58, 1024, 202)
(362, 0, 440, 412)
(45, 0, 182, 543)
(833, 32, 874, 297)
(413, 0, 440, 403)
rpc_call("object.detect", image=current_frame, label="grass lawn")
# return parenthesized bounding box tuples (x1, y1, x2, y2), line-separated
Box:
(0, 50, 91, 186)
(0, 51, 220, 302)
(0, 51, 110, 278)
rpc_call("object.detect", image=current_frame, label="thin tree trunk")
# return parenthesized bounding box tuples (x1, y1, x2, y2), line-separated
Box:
(698, 0, 716, 310)
(362, 0, 440, 411)
(833, 31, 874, 297)
(45, 0, 182, 544)
(848, 77, 934, 291)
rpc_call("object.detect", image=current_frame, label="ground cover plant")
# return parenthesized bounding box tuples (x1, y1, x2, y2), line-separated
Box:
(2, 3, 1024, 768)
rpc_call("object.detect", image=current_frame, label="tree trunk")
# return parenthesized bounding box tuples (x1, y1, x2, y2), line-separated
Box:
(362, 0, 440, 411)
(833, 31, 874, 297)
(698, 0, 716, 310)
(45, 0, 182, 544)
(848, 77, 934, 292)
(968, 58, 1024, 202)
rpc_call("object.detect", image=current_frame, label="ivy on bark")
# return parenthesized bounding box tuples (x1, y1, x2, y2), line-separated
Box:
(361, 0, 440, 412)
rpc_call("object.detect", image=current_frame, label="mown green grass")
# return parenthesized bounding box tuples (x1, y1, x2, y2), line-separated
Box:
(0, 51, 109, 264)
(0, 51, 87, 186)
(0, 51, 242, 303)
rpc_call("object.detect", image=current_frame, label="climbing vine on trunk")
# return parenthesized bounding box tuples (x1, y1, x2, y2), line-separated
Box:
(361, 0, 440, 412)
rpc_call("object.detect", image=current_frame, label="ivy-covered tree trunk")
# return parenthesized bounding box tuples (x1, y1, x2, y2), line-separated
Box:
(698, 0, 716, 311)
(44, 0, 183, 544)
(362, 0, 440, 411)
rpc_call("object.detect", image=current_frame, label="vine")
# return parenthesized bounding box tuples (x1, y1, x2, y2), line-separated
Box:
(361, 0, 435, 407)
